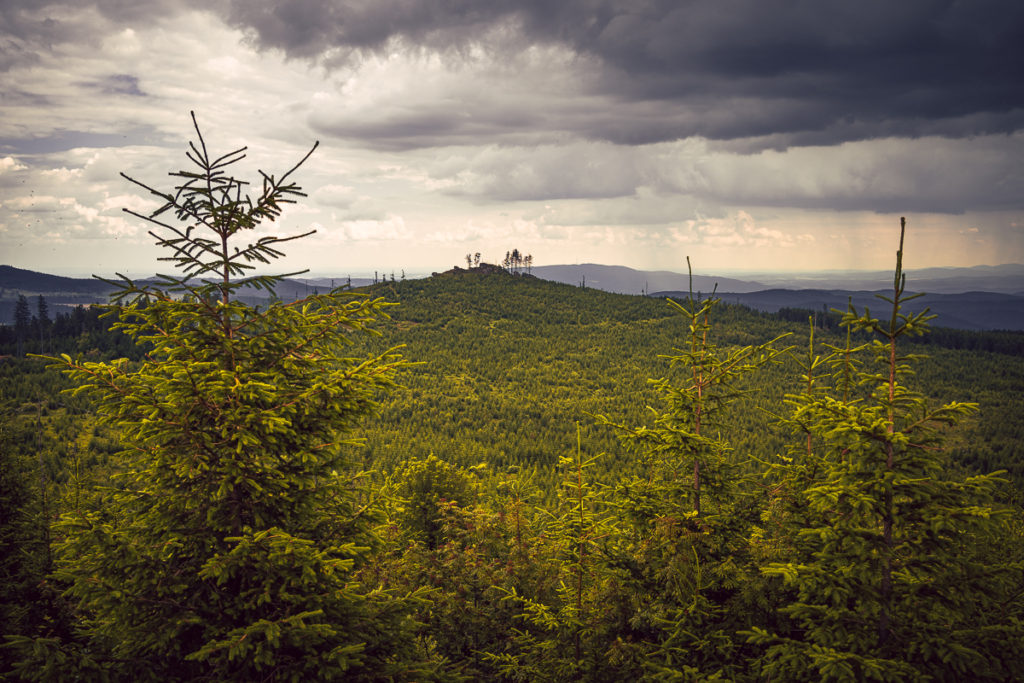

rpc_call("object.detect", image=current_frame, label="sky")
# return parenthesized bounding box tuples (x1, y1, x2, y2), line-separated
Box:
(1, 0, 1023, 278)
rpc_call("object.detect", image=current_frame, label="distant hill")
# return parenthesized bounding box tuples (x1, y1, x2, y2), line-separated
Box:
(531, 263, 766, 295)
(344, 267, 1024, 487)
(534, 263, 1024, 295)
(530, 263, 1024, 330)
(0, 265, 115, 295)
(652, 288, 1024, 331)
(0, 266, 382, 324)
(0, 265, 378, 297)
(746, 264, 1024, 294)
(4, 263, 1023, 330)
(0, 265, 116, 325)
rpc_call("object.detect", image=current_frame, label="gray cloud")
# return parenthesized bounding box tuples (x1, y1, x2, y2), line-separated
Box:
(0, 1, 191, 71)
(86, 73, 146, 97)
(0, 129, 168, 156)
(423, 134, 1024, 213)
(1, 0, 1022, 271)
(5, 1, 1021, 150)
(679, 135, 1024, 214)
(219, 0, 1024, 148)
(221, 0, 521, 58)
(428, 142, 647, 201)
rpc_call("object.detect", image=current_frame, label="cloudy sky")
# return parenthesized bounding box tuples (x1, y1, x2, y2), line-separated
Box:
(2, 0, 1023, 277)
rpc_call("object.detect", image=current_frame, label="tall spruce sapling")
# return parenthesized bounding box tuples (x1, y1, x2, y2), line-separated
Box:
(594, 261, 789, 678)
(749, 218, 1023, 681)
(483, 424, 612, 682)
(8, 113, 427, 681)
(604, 257, 789, 519)
(751, 313, 868, 565)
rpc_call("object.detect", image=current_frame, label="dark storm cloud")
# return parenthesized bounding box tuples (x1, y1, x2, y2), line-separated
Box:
(220, 0, 1024, 148)
(4, 0, 1021, 149)
(220, 0, 521, 58)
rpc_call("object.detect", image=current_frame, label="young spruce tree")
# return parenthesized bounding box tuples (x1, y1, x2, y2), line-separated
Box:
(597, 265, 789, 678)
(10, 114, 428, 681)
(749, 219, 1024, 681)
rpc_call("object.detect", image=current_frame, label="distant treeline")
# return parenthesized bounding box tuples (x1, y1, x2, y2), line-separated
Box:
(773, 305, 1024, 356)
(0, 303, 142, 360)
(5, 298, 1022, 361)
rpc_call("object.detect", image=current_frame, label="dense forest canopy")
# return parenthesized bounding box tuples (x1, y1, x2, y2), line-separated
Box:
(2, 121, 1022, 681)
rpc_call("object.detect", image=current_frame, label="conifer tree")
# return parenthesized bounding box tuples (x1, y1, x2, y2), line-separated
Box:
(35, 295, 50, 353)
(397, 454, 478, 549)
(749, 219, 1024, 681)
(14, 294, 31, 357)
(9, 113, 428, 681)
(485, 425, 613, 681)
(607, 260, 788, 518)
(595, 265, 789, 678)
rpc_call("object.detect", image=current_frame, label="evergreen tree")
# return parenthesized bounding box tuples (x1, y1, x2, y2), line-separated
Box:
(590, 265, 789, 678)
(0, 412, 69, 674)
(8, 113, 430, 681)
(14, 295, 31, 357)
(397, 454, 478, 549)
(484, 425, 614, 681)
(609, 260, 788, 518)
(749, 219, 1024, 680)
(36, 295, 50, 353)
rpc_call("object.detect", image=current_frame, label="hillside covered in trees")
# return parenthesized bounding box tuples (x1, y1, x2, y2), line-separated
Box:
(2, 124, 1023, 681)
(5, 251, 1024, 680)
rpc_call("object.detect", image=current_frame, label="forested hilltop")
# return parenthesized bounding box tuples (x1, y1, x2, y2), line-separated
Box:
(349, 267, 1024, 491)
(3, 122, 1023, 680)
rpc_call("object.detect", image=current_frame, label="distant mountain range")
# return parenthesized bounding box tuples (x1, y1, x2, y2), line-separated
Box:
(531, 263, 1024, 331)
(531, 263, 1024, 296)
(3, 263, 1023, 331)
(651, 289, 1024, 332)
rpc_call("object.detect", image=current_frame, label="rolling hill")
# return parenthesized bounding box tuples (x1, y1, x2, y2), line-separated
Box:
(652, 288, 1024, 331)
(4, 262, 1023, 330)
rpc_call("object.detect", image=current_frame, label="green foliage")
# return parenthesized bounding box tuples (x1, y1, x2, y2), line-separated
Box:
(752, 219, 1024, 680)
(483, 425, 617, 682)
(582, 269, 789, 679)
(0, 412, 65, 675)
(605, 260, 789, 517)
(365, 465, 559, 681)
(397, 455, 479, 548)
(6, 114, 428, 680)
